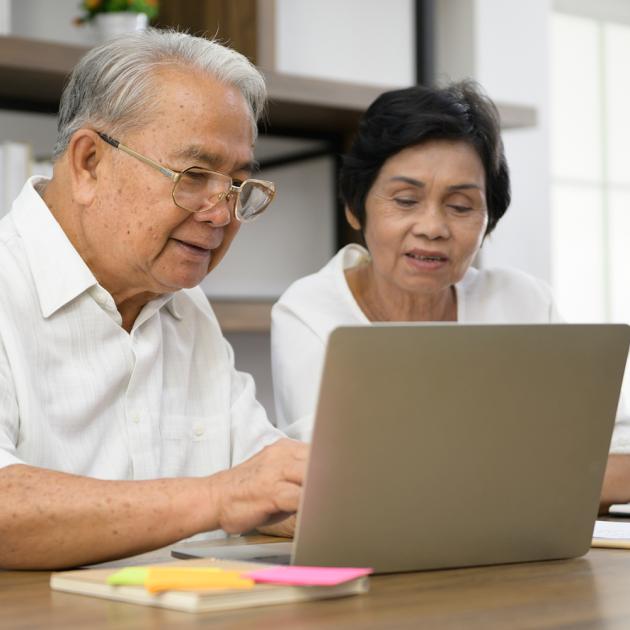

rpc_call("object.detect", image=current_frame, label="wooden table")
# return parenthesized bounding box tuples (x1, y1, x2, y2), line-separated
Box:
(3, 537, 630, 629)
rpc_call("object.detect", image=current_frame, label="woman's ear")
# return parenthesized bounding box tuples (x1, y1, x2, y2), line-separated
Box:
(345, 206, 362, 231)
(66, 129, 104, 206)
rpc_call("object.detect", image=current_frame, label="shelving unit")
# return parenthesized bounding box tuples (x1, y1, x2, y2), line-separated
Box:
(0, 36, 537, 129)
(0, 36, 82, 113)
(264, 70, 537, 133)
(0, 35, 538, 331)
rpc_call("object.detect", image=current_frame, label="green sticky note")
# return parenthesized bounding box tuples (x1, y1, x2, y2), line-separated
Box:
(107, 567, 150, 586)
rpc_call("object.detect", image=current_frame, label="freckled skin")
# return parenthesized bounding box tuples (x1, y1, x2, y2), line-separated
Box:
(75, 67, 255, 327)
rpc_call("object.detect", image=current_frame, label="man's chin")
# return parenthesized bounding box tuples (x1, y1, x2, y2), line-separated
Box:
(157, 271, 208, 292)
(179, 275, 207, 290)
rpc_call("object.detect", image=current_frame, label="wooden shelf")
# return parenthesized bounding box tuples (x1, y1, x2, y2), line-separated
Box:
(263, 69, 537, 132)
(0, 36, 86, 112)
(210, 299, 273, 333)
(0, 36, 537, 131)
(263, 70, 388, 134)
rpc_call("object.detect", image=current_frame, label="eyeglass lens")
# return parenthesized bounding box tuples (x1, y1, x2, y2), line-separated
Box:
(237, 181, 274, 220)
(173, 168, 273, 221)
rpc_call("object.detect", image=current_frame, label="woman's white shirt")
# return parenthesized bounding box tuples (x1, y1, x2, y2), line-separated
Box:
(271, 244, 564, 441)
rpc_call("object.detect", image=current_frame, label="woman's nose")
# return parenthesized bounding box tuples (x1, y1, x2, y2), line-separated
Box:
(411, 204, 450, 239)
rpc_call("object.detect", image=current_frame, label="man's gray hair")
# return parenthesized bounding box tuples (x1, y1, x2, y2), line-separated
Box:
(53, 29, 266, 159)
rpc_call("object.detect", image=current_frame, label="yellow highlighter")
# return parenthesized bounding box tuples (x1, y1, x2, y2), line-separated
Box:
(145, 567, 254, 593)
(106, 566, 254, 593)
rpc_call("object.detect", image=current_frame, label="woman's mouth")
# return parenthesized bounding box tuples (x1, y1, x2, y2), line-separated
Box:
(404, 250, 449, 270)
(406, 253, 447, 262)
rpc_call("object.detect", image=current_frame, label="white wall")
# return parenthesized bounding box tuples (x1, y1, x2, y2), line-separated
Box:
(10, 0, 94, 45)
(274, 0, 415, 87)
(435, 0, 552, 284)
(0, 110, 56, 156)
(203, 152, 335, 298)
(476, 0, 552, 284)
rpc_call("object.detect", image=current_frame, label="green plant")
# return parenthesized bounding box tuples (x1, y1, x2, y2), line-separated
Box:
(76, 0, 159, 24)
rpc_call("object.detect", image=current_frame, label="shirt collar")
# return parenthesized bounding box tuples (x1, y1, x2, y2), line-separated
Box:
(142, 292, 183, 322)
(12, 178, 185, 322)
(164, 293, 183, 320)
(11, 177, 98, 318)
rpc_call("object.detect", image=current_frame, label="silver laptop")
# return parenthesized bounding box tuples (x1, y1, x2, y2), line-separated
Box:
(173, 324, 630, 573)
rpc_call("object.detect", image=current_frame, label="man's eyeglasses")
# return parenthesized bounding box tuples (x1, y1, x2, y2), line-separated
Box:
(97, 132, 275, 222)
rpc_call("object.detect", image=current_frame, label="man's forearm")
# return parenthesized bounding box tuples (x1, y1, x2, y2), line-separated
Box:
(0, 464, 218, 569)
(600, 454, 630, 514)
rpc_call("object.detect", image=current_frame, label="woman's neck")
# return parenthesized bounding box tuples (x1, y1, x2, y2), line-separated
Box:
(345, 262, 457, 322)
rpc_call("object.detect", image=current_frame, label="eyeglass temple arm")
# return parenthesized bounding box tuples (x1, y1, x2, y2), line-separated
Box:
(97, 132, 179, 181)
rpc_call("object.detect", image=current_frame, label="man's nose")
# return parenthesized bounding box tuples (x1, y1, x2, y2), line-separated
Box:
(193, 197, 233, 227)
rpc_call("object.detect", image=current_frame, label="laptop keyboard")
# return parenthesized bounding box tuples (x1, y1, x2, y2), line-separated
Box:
(250, 554, 291, 565)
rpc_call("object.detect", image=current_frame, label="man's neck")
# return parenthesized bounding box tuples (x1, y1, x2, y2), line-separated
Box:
(116, 292, 158, 332)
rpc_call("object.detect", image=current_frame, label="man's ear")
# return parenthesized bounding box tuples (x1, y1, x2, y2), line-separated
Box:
(66, 129, 104, 206)
(345, 206, 361, 231)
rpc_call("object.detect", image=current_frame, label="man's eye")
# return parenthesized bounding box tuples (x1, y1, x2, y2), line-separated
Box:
(184, 170, 208, 181)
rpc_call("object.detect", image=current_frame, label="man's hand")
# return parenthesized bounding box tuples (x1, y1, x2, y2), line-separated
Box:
(0, 439, 308, 570)
(211, 439, 308, 535)
(0, 439, 307, 569)
(257, 514, 297, 538)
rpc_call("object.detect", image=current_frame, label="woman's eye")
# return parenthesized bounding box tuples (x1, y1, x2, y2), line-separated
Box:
(448, 204, 474, 214)
(393, 197, 418, 208)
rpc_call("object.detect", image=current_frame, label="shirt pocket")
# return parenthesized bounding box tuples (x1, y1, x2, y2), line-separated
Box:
(159, 413, 230, 478)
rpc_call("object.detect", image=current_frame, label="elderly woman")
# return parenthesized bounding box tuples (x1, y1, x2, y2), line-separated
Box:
(271, 80, 561, 441)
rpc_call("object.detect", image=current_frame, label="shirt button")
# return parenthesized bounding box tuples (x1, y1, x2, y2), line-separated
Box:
(193, 422, 205, 437)
(130, 412, 141, 424)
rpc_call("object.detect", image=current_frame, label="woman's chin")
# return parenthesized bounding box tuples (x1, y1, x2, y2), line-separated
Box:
(396, 275, 452, 296)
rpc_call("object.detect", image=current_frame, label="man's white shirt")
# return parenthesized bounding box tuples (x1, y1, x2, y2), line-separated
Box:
(0, 178, 283, 481)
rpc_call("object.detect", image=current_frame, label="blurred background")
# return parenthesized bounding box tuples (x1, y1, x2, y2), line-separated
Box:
(0, 0, 627, 420)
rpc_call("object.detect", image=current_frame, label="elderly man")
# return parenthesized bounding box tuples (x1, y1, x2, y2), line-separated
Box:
(0, 29, 307, 570)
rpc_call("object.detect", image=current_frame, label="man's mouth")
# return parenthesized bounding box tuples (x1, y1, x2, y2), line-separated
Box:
(173, 238, 213, 255)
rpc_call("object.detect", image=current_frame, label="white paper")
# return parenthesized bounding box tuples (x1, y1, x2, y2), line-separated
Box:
(593, 520, 630, 540)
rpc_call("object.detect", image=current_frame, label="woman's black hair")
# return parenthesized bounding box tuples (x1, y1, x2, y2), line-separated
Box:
(339, 80, 510, 235)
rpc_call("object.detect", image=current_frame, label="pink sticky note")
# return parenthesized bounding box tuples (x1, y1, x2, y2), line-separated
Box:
(245, 566, 373, 587)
